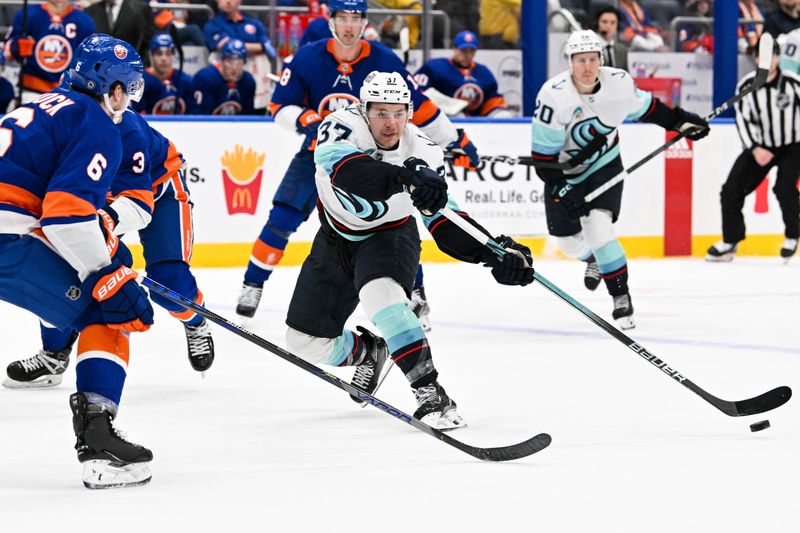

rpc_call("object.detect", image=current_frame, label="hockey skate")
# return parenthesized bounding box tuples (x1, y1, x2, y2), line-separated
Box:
(410, 285, 432, 332)
(413, 381, 466, 431)
(612, 293, 635, 330)
(3, 333, 78, 388)
(70, 393, 152, 489)
(780, 238, 797, 263)
(185, 319, 214, 372)
(705, 241, 737, 262)
(583, 257, 601, 291)
(236, 282, 263, 318)
(350, 326, 389, 404)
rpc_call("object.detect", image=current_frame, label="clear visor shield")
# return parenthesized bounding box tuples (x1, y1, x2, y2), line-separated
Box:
(127, 77, 144, 103)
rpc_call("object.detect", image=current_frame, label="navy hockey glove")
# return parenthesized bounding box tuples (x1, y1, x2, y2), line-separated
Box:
(82, 258, 154, 332)
(483, 236, 535, 286)
(296, 109, 323, 151)
(550, 181, 589, 219)
(446, 128, 480, 169)
(402, 157, 448, 214)
(672, 108, 709, 141)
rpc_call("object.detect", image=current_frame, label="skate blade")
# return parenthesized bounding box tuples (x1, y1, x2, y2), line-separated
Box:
(419, 409, 467, 431)
(615, 316, 636, 330)
(2, 374, 63, 389)
(82, 460, 152, 490)
(704, 254, 734, 263)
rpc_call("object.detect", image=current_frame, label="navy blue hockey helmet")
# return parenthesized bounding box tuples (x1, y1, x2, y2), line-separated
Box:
(220, 38, 247, 61)
(68, 34, 144, 101)
(328, 0, 367, 15)
(150, 33, 176, 51)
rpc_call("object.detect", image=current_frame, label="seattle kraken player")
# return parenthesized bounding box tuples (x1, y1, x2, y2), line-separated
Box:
(235, 0, 480, 325)
(191, 38, 257, 115)
(779, 28, 800, 74)
(0, 34, 155, 489)
(134, 33, 194, 114)
(531, 30, 709, 329)
(286, 71, 533, 429)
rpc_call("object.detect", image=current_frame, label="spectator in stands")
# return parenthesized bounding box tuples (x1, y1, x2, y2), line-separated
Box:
(764, 0, 800, 37)
(414, 30, 511, 117)
(479, 0, 520, 49)
(152, 1, 205, 46)
(595, 5, 629, 70)
(677, 0, 714, 53)
(204, 0, 277, 112)
(738, 0, 765, 54)
(617, 0, 668, 52)
(85, 0, 157, 62)
(133, 33, 194, 114)
(4, 0, 95, 103)
(374, 1, 422, 48)
(191, 38, 257, 115)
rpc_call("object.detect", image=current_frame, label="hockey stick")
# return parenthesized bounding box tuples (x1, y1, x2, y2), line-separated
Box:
(443, 134, 607, 169)
(141, 276, 552, 461)
(583, 32, 775, 203)
(436, 207, 792, 418)
(168, 23, 184, 115)
(399, 26, 410, 68)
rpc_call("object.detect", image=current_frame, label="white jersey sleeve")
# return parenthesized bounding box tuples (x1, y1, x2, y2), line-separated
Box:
(780, 29, 800, 75)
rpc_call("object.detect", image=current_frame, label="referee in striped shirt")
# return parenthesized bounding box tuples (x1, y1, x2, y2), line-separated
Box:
(706, 41, 800, 262)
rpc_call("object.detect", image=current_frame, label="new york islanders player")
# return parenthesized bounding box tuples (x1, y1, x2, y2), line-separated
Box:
(133, 33, 194, 114)
(191, 38, 257, 115)
(285, 71, 533, 429)
(4, 107, 215, 388)
(779, 28, 800, 74)
(414, 30, 511, 118)
(235, 0, 480, 323)
(0, 34, 155, 488)
(531, 30, 709, 329)
(4, 0, 95, 102)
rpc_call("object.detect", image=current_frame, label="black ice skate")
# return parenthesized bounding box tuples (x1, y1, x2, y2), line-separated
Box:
(583, 256, 601, 291)
(612, 292, 635, 330)
(3, 332, 78, 389)
(70, 393, 153, 489)
(705, 241, 737, 262)
(410, 285, 432, 332)
(236, 282, 263, 318)
(780, 238, 797, 263)
(349, 326, 389, 404)
(185, 318, 214, 372)
(413, 381, 466, 431)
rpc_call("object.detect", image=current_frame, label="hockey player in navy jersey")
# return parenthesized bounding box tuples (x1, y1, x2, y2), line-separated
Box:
(0, 34, 155, 489)
(191, 38, 257, 115)
(134, 33, 194, 114)
(4, 0, 95, 103)
(235, 0, 480, 326)
(0, 52, 15, 113)
(414, 30, 512, 118)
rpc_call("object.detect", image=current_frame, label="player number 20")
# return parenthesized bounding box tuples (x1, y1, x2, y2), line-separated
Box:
(534, 100, 554, 125)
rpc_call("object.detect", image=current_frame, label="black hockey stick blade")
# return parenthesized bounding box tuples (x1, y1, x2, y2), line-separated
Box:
(727, 385, 792, 417)
(141, 277, 552, 461)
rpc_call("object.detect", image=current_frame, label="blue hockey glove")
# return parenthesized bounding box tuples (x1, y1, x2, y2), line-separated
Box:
(82, 258, 154, 332)
(483, 236, 535, 286)
(550, 181, 589, 219)
(446, 128, 480, 169)
(296, 109, 323, 151)
(402, 157, 448, 214)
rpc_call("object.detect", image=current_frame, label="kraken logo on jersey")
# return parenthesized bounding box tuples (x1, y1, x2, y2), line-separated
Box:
(333, 186, 388, 222)
(454, 83, 485, 112)
(35, 35, 72, 73)
(319, 93, 360, 117)
(568, 117, 614, 166)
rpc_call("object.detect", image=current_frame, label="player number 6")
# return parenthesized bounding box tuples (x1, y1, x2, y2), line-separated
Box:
(86, 153, 108, 181)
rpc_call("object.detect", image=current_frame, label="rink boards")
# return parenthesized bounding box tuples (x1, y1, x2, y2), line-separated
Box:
(140, 116, 791, 267)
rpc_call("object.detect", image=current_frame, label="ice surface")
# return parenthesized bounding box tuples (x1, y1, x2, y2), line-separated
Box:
(0, 258, 797, 532)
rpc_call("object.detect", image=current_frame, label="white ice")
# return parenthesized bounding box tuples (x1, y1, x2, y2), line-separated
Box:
(0, 257, 798, 532)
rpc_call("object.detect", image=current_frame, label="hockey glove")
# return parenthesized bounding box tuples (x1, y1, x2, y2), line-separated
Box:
(672, 108, 709, 141)
(446, 128, 480, 169)
(402, 157, 449, 214)
(550, 181, 589, 219)
(97, 207, 133, 267)
(82, 258, 154, 332)
(12, 36, 35, 59)
(296, 109, 323, 151)
(483, 236, 535, 286)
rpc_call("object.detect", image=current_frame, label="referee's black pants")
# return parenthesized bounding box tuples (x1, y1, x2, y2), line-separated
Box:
(719, 145, 800, 243)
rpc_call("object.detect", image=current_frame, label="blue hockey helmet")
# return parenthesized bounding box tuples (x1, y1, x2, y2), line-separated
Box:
(220, 38, 247, 61)
(150, 33, 176, 51)
(328, 0, 367, 15)
(68, 34, 144, 101)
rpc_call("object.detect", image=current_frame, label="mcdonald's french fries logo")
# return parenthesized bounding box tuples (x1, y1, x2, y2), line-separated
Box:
(221, 145, 265, 215)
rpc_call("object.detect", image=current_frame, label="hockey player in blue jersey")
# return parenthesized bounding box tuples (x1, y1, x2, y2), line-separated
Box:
(191, 38, 257, 115)
(4, 0, 95, 103)
(235, 0, 480, 327)
(0, 34, 155, 489)
(414, 30, 512, 118)
(0, 52, 14, 113)
(133, 33, 194, 114)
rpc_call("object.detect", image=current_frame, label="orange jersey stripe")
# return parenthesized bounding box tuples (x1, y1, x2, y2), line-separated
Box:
(479, 96, 507, 116)
(22, 74, 59, 93)
(41, 191, 96, 220)
(169, 290, 204, 321)
(269, 102, 283, 116)
(0, 183, 43, 215)
(152, 141, 185, 190)
(78, 324, 131, 366)
(411, 99, 439, 126)
(170, 173, 193, 261)
(118, 188, 155, 213)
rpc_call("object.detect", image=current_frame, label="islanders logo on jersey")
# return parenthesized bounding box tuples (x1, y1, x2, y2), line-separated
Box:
(318, 92, 360, 117)
(153, 95, 187, 114)
(454, 83, 485, 112)
(35, 35, 72, 73)
(221, 144, 266, 215)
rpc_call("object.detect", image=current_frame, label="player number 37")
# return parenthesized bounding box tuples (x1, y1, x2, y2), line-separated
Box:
(0, 107, 108, 180)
